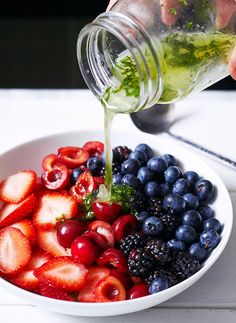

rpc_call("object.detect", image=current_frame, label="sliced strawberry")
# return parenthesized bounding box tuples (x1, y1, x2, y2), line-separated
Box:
(0, 170, 36, 203)
(57, 146, 89, 169)
(38, 281, 75, 301)
(42, 154, 58, 172)
(0, 227, 31, 275)
(33, 177, 44, 193)
(83, 141, 104, 157)
(41, 163, 69, 191)
(34, 256, 88, 292)
(78, 266, 110, 302)
(36, 228, 70, 257)
(0, 194, 38, 228)
(10, 219, 36, 244)
(69, 171, 95, 204)
(93, 177, 105, 187)
(10, 249, 52, 291)
(33, 192, 77, 230)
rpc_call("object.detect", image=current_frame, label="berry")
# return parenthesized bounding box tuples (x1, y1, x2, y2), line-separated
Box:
(100, 162, 121, 178)
(147, 196, 163, 216)
(149, 277, 169, 294)
(121, 174, 141, 190)
(137, 167, 155, 185)
(136, 211, 150, 228)
(172, 178, 190, 196)
(69, 168, 84, 185)
(145, 239, 171, 264)
(41, 163, 69, 191)
(183, 171, 199, 188)
(112, 173, 123, 184)
(97, 248, 128, 273)
(147, 157, 168, 174)
(69, 170, 95, 204)
(86, 157, 103, 176)
(166, 239, 185, 251)
(129, 150, 148, 165)
(189, 243, 208, 262)
(57, 146, 89, 168)
(10, 219, 36, 245)
(112, 214, 137, 242)
(160, 212, 180, 239)
(171, 251, 200, 281)
(175, 225, 197, 244)
(160, 154, 177, 167)
(203, 218, 222, 233)
(127, 283, 149, 299)
(145, 267, 178, 287)
(159, 183, 172, 196)
(164, 166, 182, 184)
(195, 179, 215, 203)
(120, 232, 146, 256)
(94, 275, 126, 302)
(181, 210, 202, 229)
(91, 200, 122, 222)
(183, 193, 199, 210)
(39, 281, 74, 301)
(200, 230, 221, 249)
(113, 146, 132, 164)
(71, 236, 99, 266)
(129, 190, 147, 212)
(143, 216, 163, 237)
(198, 205, 214, 220)
(135, 143, 153, 159)
(128, 248, 155, 278)
(163, 194, 186, 214)
(121, 159, 141, 175)
(144, 181, 160, 197)
(83, 141, 104, 157)
(57, 219, 86, 248)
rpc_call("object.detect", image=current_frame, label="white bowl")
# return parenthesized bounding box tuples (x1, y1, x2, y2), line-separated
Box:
(0, 130, 233, 317)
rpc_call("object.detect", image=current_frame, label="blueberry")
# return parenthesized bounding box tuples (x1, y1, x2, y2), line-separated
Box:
(172, 178, 190, 196)
(200, 230, 221, 249)
(147, 157, 168, 174)
(159, 183, 172, 197)
(135, 143, 154, 159)
(129, 150, 148, 165)
(181, 210, 202, 229)
(149, 277, 169, 294)
(198, 206, 214, 220)
(164, 166, 182, 184)
(160, 154, 177, 167)
(136, 211, 150, 229)
(163, 194, 186, 214)
(121, 174, 141, 190)
(203, 218, 222, 233)
(112, 173, 123, 184)
(183, 171, 200, 188)
(137, 167, 155, 185)
(166, 239, 185, 251)
(195, 179, 215, 203)
(183, 193, 199, 210)
(121, 159, 141, 175)
(143, 216, 163, 237)
(189, 243, 208, 262)
(69, 168, 84, 185)
(144, 181, 160, 197)
(175, 225, 197, 244)
(86, 157, 103, 176)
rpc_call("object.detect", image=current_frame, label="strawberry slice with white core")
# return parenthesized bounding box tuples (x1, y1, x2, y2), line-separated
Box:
(0, 227, 31, 275)
(10, 219, 36, 244)
(33, 192, 77, 230)
(0, 170, 36, 203)
(36, 228, 70, 257)
(0, 194, 37, 228)
(34, 256, 88, 292)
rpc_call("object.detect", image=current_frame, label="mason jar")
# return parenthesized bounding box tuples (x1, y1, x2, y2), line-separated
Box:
(77, 0, 236, 114)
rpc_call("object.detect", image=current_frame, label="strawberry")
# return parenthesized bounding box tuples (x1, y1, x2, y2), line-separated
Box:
(34, 256, 88, 292)
(10, 249, 52, 291)
(10, 219, 36, 244)
(0, 227, 31, 275)
(38, 281, 75, 301)
(0, 170, 36, 203)
(36, 228, 70, 257)
(33, 192, 77, 230)
(78, 266, 110, 302)
(0, 194, 37, 228)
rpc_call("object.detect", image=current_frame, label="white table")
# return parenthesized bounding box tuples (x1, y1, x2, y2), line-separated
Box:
(0, 89, 236, 323)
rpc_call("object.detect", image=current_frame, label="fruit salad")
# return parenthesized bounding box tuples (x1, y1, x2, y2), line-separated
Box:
(0, 141, 222, 302)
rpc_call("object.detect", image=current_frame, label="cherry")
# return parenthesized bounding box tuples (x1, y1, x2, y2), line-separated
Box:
(42, 154, 58, 171)
(83, 141, 104, 157)
(127, 283, 149, 299)
(112, 214, 137, 242)
(88, 220, 115, 247)
(82, 230, 108, 251)
(91, 201, 122, 222)
(41, 163, 69, 191)
(96, 248, 128, 273)
(56, 219, 86, 248)
(57, 146, 89, 168)
(94, 275, 126, 302)
(110, 269, 133, 289)
(71, 236, 99, 265)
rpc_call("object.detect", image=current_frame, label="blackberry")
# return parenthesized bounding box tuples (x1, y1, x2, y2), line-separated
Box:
(145, 239, 171, 264)
(128, 248, 155, 278)
(130, 190, 147, 212)
(171, 251, 200, 282)
(160, 212, 181, 240)
(113, 146, 132, 164)
(145, 267, 178, 287)
(99, 162, 121, 178)
(148, 197, 164, 216)
(120, 232, 146, 256)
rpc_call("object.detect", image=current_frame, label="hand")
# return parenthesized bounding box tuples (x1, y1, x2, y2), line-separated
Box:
(107, 0, 236, 80)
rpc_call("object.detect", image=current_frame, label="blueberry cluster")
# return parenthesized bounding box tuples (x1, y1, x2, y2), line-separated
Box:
(117, 143, 222, 295)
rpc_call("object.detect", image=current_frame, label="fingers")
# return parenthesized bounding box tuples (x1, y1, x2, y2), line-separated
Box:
(107, 0, 118, 11)
(215, 0, 236, 28)
(160, 0, 180, 26)
(228, 46, 236, 80)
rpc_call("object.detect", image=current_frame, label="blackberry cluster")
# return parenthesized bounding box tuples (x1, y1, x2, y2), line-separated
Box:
(129, 190, 147, 212)
(147, 197, 163, 216)
(171, 251, 200, 282)
(145, 239, 171, 265)
(99, 162, 121, 178)
(128, 248, 155, 278)
(120, 233, 146, 256)
(160, 213, 181, 240)
(113, 146, 132, 164)
(145, 267, 178, 287)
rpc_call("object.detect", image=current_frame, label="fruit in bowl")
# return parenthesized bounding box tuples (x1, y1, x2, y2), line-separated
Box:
(0, 131, 233, 317)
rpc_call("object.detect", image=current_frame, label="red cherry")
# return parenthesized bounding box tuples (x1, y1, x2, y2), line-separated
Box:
(91, 201, 122, 223)
(57, 146, 89, 168)
(83, 141, 104, 157)
(41, 163, 69, 191)
(42, 154, 58, 171)
(110, 269, 133, 289)
(71, 236, 99, 266)
(112, 214, 137, 242)
(82, 230, 108, 251)
(88, 220, 115, 247)
(127, 283, 149, 299)
(96, 248, 128, 273)
(56, 219, 86, 248)
(94, 275, 126, 302)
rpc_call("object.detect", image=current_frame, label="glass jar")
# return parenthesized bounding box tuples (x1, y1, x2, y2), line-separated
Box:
(77, 0, 236, 114)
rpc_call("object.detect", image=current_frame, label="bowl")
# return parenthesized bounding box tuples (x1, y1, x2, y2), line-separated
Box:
(0, 130, 233, 317)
